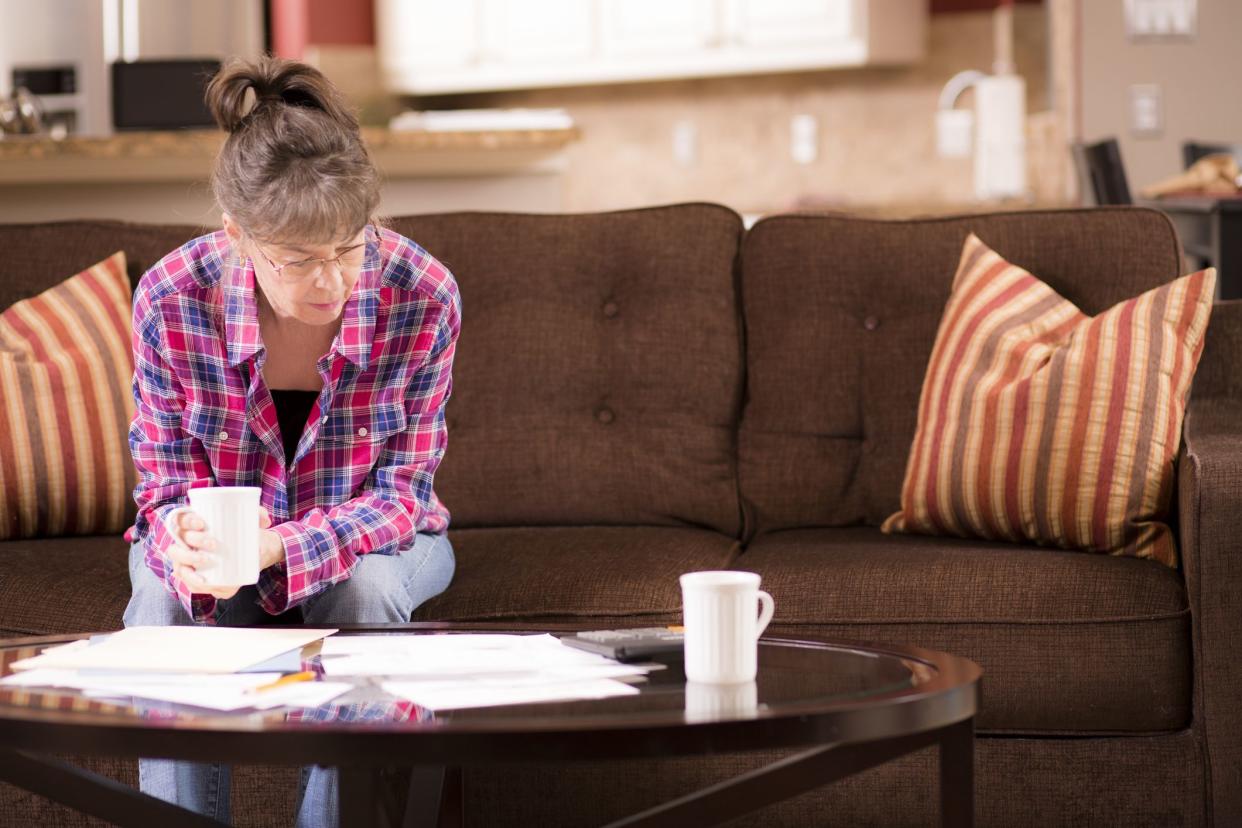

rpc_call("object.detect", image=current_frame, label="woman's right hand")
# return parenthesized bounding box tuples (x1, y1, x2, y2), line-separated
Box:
(167, 510, 240, 600)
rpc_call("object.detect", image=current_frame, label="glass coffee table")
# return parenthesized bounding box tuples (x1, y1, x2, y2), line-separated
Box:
(0, 623, 981, 827)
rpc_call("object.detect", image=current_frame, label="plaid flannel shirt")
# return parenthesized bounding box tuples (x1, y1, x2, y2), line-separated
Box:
(123, 226, 459, 623)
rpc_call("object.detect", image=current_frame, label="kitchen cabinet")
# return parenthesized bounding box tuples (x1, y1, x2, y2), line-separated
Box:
(481, 0, 594, 63)
(377, 0, 925, 95)
(599, 0, 718, 57)
(377, 0, 479, 74)
(724, 0, 852, 47)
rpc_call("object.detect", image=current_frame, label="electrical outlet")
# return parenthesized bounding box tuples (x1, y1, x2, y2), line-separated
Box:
(672, 119, 697, 167)
(790, 114, 818, 165)
(1130, 84, 1163, 136)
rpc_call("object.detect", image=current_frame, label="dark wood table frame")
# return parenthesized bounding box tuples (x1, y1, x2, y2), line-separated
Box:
(1141, 196, 1242, 300)
(0, 625, 982, 827)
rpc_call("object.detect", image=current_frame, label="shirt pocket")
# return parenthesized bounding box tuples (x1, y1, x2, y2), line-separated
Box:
(180, 403, 257, 481)
(315, 402, 410, 489)
(317, 402, 408, 444)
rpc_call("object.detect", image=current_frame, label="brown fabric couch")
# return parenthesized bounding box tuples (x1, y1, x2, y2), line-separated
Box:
(0, 204, 1238, 827)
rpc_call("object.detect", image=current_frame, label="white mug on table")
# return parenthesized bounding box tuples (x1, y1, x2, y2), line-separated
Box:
(679, 570, 775, 684)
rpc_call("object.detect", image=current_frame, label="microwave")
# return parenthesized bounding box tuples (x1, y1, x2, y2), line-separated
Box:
(0, 0, 263, 137)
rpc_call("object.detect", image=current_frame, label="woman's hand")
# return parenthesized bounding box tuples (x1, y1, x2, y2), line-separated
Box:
(258, 511, 286, 570)
(170, 507, 285, 601)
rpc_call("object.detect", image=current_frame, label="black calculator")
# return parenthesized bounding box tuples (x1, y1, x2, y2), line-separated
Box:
(560, 627, 685, 662)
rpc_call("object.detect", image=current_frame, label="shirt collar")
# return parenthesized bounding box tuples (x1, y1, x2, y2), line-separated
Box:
(222, 231, 382, 370)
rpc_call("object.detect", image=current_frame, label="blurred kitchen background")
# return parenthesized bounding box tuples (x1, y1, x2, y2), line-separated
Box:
(0, 0, 1236, 236)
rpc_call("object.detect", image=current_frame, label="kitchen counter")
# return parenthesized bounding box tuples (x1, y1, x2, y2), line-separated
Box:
(746, 199, 1074, 222)
(0, 126, 581, 184)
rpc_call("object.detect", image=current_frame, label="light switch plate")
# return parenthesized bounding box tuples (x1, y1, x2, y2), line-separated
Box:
(1125, 0, 1196, 39)
(1130, 84, 1163, 136)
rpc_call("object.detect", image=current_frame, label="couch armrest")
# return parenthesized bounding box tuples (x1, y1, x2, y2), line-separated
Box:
(1178, 300, 1242, 827)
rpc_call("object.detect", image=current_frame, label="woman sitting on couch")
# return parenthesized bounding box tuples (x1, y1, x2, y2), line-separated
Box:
(121, 55, 460, 827)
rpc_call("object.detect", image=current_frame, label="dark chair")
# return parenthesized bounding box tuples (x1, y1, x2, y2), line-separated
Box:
(1072, 138, 1133, 206)
(1183, 141, 1242, 169)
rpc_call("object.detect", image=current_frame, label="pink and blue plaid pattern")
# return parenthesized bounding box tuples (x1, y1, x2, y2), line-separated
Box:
(123, 227, 459, 623)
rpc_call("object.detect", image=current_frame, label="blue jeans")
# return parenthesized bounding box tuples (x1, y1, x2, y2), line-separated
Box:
(122, 532, 455, 827)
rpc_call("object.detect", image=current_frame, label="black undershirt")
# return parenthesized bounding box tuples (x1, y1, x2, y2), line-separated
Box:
(269, 389, 319, 464)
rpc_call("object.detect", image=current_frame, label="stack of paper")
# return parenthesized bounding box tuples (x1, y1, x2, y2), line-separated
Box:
(1, 668, 350, 711)
(1, 627, 348, 711)
(319, 633, 649, 711)
(2, 630, 652, 713)
(9, 627, 336, 674)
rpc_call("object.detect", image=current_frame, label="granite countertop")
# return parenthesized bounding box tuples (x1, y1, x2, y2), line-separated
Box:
(0, 126, 581, 184)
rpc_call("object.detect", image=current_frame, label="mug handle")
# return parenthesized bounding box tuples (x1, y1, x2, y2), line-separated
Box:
(756, 590, 775, 638)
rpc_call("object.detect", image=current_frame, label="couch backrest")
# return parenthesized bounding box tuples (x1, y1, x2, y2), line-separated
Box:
(388, 204, 746, 534)
(3, 206, 747, 537)
(736, 207, 1186, 538)
(0, 220, 206, 310)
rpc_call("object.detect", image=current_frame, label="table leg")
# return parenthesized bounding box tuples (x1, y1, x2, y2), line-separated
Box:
(939, 718, 975, 828)
(339, 765, 409, 828)
(404, 765, 463, 828)
(0, 748, 228, 828)
(603, 728, 949, 828)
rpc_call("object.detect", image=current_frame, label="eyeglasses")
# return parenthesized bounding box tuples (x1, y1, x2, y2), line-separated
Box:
(251, 229, 376, 282)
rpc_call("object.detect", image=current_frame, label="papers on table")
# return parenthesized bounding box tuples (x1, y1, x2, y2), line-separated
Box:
(0, 668, 352, 711)
(321, 633, 650, 711)
(383, 678, 638, 711)
(319, 633, 647, 677)
(9, 627, 337, 674)
(3, 631, 652, 713)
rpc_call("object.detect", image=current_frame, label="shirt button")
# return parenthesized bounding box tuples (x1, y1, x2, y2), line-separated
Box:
(219, 431, 229, 441)
(596, 408, 615, 424)
(358, 427, 368, 437)
(602, 301, 619, 318)
(863, 315, 880, 331)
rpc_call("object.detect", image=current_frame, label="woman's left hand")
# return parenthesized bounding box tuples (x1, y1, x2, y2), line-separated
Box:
(258, 506, 286, 571)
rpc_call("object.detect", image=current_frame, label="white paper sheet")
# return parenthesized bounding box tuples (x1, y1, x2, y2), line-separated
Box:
(0, 668, 350, 710)
(319, 633, 529, 656)
(318, 633, 645, 678)
(382, 678, 639, 711)
(0, 669, 280, 689)
(79, 680, 353, 711)
(9, 626, 337, 674)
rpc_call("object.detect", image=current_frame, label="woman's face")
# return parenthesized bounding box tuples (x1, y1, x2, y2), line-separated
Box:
(224, 214, 367, 327)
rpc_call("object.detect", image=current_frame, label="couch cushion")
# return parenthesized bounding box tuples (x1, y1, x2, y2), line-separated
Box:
(882, 234, 1215, 567)
(738, 208, 1186, 536)
(0, 526, 739, 635)
(413, 526, 740, 622)
(0, 220, 204, 310)
(387, 205, 746, 535)
(0, 535, 131, 635)
(736, 527, 1190, 733)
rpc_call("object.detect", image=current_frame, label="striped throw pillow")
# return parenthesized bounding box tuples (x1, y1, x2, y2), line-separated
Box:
(882, 234, 1215, 566)
(0, 252, 137, 539)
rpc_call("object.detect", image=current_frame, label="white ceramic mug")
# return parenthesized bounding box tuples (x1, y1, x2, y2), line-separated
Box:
(186, 486, 262, 587)
(679, 571, 775, 684)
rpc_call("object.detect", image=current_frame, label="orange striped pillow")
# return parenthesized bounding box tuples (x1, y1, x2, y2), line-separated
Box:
(882, 234, 1215, 566)
(0, 252, 137, 539)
